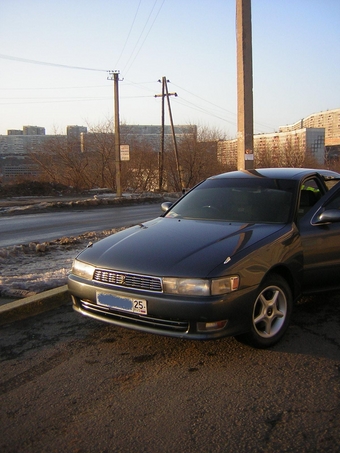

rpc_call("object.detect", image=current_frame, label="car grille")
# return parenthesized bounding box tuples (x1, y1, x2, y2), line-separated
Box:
(93, 269, 162, 292)
(79, 299, 189, 334)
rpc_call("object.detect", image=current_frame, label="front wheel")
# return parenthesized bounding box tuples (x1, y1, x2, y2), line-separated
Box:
(236, 274, 293, 349)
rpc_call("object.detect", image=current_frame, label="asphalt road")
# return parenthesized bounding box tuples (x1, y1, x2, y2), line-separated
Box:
(1, 292, 340, 453)
(0, 203, 163, 247)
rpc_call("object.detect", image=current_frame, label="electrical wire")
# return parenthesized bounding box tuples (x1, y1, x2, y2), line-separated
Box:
(0, 94, 152, 105)
(171, 82, 237, 117)
(114, 0, 142, 68)
(122, 0, 166, 76)
(0, 53, 107, 72)
(0, 97, 112, 106)
(0, 85, 110, 91)
(171, 82, 277, 132)
(0, 53, 276, 132)
(173, 96, 237, 127)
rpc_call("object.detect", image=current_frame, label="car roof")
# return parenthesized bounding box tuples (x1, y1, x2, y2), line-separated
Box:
(210, 167, 340, 181)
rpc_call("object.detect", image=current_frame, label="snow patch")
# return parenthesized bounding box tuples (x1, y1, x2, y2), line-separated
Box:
(0, 228, 125, 298)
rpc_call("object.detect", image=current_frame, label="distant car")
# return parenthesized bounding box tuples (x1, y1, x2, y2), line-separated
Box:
(68, 168, 340, 348)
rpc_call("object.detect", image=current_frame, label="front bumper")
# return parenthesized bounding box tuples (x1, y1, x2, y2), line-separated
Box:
(68, 274, 257, 340)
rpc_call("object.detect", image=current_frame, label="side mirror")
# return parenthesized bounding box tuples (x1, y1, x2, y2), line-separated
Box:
(161, 201, 173, 212)
(314, 209, 340, 224)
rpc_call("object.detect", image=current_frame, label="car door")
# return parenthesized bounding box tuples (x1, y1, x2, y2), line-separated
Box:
(298, 181, 340, 293)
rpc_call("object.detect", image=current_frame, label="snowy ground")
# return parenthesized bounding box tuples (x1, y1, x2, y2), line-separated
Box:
(0, 196, 131, 298)
(0, 228, 123, 299)
(0, 193, 178, 299)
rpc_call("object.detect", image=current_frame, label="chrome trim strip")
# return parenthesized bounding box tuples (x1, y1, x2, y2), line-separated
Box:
(93, 268, 163, 293)
(80, 300, 189, 333)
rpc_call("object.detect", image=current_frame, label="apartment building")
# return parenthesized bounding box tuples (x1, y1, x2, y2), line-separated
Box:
(0, 125, 86, 182)
(218, 109, 340, 168)
(80, 124, 197, 154)
(0, 124, 196, 182)
(279, 108, 340, 147)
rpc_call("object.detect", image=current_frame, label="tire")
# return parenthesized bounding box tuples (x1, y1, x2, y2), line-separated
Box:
(236, 274, 293, 349)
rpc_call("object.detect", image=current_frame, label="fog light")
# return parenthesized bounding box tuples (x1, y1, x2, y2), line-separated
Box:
(197, 320, 228, 332)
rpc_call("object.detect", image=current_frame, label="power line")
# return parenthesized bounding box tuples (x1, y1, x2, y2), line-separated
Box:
(114, 0, 142, 68)
(0, 98, 110, 106)
(171, 82, 236, 117)
(0, 94, 152, 106)
(0, 85, 110, 91)
(173, 96, 237, 126)
(122, 0, 166, 76)
(0, 53, 107, 72)
(0, 50, 276, 132)
(171, 82, 276, 132)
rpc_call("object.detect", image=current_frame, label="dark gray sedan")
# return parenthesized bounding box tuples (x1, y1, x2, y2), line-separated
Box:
(68, 168, 340, 348)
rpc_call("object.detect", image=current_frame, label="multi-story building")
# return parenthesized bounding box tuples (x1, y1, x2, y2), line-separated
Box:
(0, 125, 87, 157)
(218, 109, 340, 168)
(80, 124, 197, 153)
(218, 128, 325, 168)
(66, 125, 87, 139)
(7, 129, 23, 136)
(0, 125, 86, 182)
(0, 132, 50, 156)
(0, 124, 196, 183)
(279, 108, 340, 160)
(279, 108, 340, 146)
(1, 126, 47, 155)
(1, 156, 40, 181)
(23, 125, 45, 136)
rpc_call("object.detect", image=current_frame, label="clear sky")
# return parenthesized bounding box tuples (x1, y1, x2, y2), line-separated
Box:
(1, 0, 339, 138)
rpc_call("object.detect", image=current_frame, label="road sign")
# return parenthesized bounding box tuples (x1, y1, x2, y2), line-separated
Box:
(120, 144, 130, 161)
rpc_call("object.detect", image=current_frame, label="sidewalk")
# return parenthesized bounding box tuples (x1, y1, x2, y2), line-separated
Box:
(0, 285, 71, 326)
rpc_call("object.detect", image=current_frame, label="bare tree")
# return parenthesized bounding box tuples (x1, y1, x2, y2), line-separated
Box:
(165, 124, 226, 191)
(31, 135, 91, 189)
(120, 130, 159, 192)
(84, 121, 116, 189)
(123, 147, 158, 192)
(255, 135, 306, 168)
(30, 122, 228, 192)
(282, 135, 305, 167)
(303, 148, 324, 169)
(254, 140, 273, 168)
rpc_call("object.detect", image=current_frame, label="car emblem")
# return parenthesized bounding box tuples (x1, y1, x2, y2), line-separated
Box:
(116, 274, 126, 285)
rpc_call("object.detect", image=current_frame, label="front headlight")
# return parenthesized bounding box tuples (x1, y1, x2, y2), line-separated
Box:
(71, 259, 95, 280)
(163, 278, 210, 296)
(162, 276, 239, 296)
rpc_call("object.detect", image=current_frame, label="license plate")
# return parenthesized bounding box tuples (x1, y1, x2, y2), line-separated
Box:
(96, 293, 147, 315)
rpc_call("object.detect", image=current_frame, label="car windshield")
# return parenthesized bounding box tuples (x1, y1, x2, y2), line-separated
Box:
(166, 177, 296, 223)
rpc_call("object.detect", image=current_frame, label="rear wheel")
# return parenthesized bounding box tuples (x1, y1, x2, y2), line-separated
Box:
(237, 274, 293, 348)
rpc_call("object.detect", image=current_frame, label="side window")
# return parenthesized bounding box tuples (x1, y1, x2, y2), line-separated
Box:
(324, 191, 340, 210)
(298, 178, 322, 219)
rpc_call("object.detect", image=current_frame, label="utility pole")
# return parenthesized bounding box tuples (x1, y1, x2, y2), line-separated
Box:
(165, 79, 183, 191)
(155, 77, 183, 191)
(107, 70, 122, 197)
(236, 0, 254, 170)
(155, 77, 166, 191)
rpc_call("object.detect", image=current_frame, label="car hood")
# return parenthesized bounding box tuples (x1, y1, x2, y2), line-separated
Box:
(77, 217, 286, 278)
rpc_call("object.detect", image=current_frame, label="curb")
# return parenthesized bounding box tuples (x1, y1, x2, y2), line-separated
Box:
(0, 285, 71, 326)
